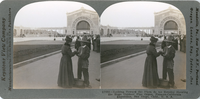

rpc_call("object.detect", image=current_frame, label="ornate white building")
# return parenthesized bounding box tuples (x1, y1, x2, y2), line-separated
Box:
(67, 7, 99, 35)
(154, 7, 186, 35)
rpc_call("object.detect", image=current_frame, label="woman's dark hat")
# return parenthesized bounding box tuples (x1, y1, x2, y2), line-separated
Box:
(78, 36, 89, 43)
(150, 36, 158, 42)
(65, 36, 72, 42)
(164, 35, 175, 43)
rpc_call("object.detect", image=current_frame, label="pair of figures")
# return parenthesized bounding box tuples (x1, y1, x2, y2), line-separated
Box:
(57, 36, 91, 88)
(142, 36, 176, 88)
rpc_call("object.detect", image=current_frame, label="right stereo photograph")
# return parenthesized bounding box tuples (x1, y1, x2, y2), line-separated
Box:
(100, 1, 186, 89)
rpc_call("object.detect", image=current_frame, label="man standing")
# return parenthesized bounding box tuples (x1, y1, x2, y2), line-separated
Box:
(162, 36, 176, 88)
(76, 36, 91, 88)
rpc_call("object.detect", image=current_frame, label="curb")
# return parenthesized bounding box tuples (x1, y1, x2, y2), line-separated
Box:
(101, 47, 160, 68)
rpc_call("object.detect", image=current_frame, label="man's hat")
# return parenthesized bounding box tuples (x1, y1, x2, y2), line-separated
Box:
(78, 36, 89, 43)
(65, 36, 72, 42)
(150, 36, 158, 42)
(164, 35, 175, 43)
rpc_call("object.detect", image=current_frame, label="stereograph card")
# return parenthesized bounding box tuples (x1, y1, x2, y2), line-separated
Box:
(0, 0, 199, 98)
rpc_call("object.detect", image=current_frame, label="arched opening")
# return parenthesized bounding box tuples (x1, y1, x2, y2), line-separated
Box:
(164, 20, 178, 35)
(76, 20, 90, 35)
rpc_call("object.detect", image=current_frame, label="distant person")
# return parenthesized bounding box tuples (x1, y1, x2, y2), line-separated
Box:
(174, 37, 178, 50)
(172, 37, 177, 50)
(75, 36, 81, 51)
(142, 36, 162, 88)
(57, 36, 77, 88)
(87, 37, 91, 50)
(183, 35, 186, 53)
(92, 35, 97, 51)
(96, 35, 100, 53)
(161, 36, 167, 50)
(179, 36, 183, 51)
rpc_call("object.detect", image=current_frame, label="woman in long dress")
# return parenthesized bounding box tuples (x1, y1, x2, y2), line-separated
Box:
(142, 36, 161, 88)
(58, 36, 77, 88)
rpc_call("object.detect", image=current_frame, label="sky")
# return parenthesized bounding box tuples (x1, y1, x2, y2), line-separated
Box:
(14, 1, 95, 28)
(101, 2, 180, 27)
(1, 0, 198, 28)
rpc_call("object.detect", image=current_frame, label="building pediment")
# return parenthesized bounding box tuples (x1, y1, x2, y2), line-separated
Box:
(67, 7, 98, 17)
(154, 7, 182, 17)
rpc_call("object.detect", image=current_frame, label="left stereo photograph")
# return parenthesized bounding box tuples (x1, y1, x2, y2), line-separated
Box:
(13, 1, 101, 89)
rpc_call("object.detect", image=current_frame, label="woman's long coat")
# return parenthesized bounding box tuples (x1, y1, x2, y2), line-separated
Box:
(57, 44, 75, 88)
(142, 43, 160, 88)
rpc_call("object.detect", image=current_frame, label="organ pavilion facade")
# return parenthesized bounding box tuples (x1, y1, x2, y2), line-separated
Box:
(66, 7, 100, 35)
(154, 7, 186, 36)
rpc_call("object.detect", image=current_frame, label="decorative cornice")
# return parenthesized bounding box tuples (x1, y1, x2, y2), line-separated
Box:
(67, 7, 97, 16)
(154, 7, 181, 16)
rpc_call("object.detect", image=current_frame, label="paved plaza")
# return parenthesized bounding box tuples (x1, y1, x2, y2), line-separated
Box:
(101, 39, 186, 89)
(13, 50, 100, 89)
(101, 51, 186, 89)
(13, 39, 100, 89)
(14, 37, 66, 42)
(13, 37, 185, 89)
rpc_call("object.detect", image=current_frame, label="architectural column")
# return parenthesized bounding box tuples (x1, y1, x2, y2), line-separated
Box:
(148, 29, 150, 34)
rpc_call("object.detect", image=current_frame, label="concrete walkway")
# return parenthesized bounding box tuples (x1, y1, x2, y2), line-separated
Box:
(101, 50, 186, 89)
(13, 49, 100, 89)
